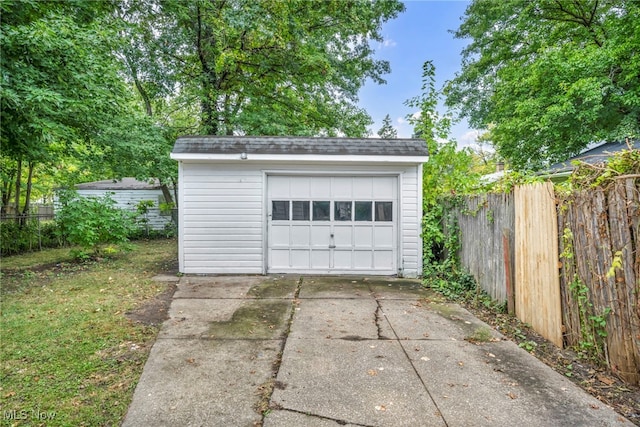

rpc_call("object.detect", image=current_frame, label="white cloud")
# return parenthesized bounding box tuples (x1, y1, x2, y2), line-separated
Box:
(394, 112, 422, 138)
(382, 38, 397, 48)
(396, 121, 414, 138)
(456, 130, 480, 148)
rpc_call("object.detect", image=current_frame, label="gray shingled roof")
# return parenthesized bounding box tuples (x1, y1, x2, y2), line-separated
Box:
(546, 140, 639, 174)
(76, 178, 161, 190)
(173, 136, 429, 156)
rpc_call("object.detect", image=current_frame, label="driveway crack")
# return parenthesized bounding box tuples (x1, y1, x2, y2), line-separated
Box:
(273, 407, 377, 427)
(374, 298, 450, 427)
(257, 276, 303, 424)
(375, 303, 389, 340)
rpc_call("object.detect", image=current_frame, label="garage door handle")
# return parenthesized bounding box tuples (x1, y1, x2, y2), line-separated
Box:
(329, 244, 336, 249)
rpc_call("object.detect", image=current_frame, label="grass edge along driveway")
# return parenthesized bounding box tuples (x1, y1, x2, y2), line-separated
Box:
(1, 239, 177, 426)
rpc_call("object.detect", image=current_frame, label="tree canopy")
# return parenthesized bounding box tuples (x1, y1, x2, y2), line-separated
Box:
(377, 114, 398, 138)
(406, 61, 481, 206)
(1, 0, 130, 214)
(444, 0, 640, 170)
(121, 0, 405, 137)
(1, 0, 405, 214)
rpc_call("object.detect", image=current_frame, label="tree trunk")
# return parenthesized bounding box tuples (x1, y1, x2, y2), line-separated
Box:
(22, 161, 35, 216)
(134, 72, 153, 117)
(14, 157, 22, 222)
(171, 177, 178, 208)
(160, 182, 174, 206)
(1, 168, 15, 216)
(201, 94, 218, 135)
(125, 55, 153, 117)
(196, 3, 220, 135)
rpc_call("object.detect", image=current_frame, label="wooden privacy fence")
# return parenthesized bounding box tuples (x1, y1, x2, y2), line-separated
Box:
(514, 183, 563, 348)
(455, 193, 514, 306)
(558, 178, 639, 385)
(449, 179, 640, 385)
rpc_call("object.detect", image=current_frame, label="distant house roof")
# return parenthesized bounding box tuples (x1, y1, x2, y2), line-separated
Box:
(546, 140, 639, 175)
(171, 136, 429, 160)
(480, 170, 506, 184)
(75, 178, 161, 191)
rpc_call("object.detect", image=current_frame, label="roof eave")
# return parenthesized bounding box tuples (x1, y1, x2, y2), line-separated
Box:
(170, 153, 429, 164)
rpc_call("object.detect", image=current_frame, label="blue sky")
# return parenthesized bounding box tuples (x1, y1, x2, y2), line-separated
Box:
(358, 0, 478, 146)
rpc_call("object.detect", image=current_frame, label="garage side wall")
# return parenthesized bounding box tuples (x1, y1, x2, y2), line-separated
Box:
(177, 161, 423, 276)
(179, 163, 264, 274)
(401, 163, 422, 278)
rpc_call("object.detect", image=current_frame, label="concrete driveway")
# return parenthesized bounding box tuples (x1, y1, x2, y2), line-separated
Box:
(122, 275, 631, 427)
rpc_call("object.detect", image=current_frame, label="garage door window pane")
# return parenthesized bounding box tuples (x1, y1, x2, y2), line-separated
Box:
(292, 201, 310, 220)
(272, 201, 289, 220)
(375, 202, 393, 221)
(312, 201, 330, 221)
(354, 201, 372, 221)
(334, 201, 352, 221)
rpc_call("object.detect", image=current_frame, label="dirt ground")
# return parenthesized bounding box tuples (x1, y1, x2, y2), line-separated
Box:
(461, 302, 640, 425)
(125, 274, 639, 424)
(125, 283, 177, 326)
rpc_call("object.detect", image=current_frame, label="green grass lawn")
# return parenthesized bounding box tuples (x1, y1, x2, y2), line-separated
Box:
(1, 239, 177, 426)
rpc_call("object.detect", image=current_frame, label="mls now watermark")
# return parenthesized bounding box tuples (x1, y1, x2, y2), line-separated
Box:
(4, 408, 57, 421)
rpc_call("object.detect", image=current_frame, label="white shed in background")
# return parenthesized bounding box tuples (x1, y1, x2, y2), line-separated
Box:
(171, 136, 429, 277)
(75, 178, 173, 231)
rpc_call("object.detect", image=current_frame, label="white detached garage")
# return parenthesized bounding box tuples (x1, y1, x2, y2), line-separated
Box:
(170, 136, 429, 277)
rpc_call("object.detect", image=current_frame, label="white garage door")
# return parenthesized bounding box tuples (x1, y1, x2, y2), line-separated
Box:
(267, 175, 398, 274)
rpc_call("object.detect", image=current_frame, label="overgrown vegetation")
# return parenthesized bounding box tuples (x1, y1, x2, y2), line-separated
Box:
(421, 198, 477, 299)
(560, 227, 611, 363)
(415, 51, 638, 381)
(1, 192, 176, 257)
(405, 61, 486, 300)
(563, 142, 640, 189)
(556, 145, 640, 367)
(55, 190, 137, 259)
(420, 142, 639, 389)
(0, 217, 61, 255)
(1, 239, 177, 426)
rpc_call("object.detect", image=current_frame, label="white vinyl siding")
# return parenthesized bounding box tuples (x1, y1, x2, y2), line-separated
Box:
(179, 163, 264, 274)
(399, 164, 422, 277)
(75, 188, 172, 231)
(177, 162, 423, 277)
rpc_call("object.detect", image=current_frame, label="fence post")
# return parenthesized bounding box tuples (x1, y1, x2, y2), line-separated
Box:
(502, 229, 514, 315)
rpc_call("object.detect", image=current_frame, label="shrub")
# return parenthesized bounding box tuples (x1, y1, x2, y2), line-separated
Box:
(1, 218, 62, 256)
(56, 191, 137, 259)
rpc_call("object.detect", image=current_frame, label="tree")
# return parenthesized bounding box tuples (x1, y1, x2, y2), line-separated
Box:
(122, 0, 405, 137)
(444, 0, 640, 170)
(405, 61, 478, 202)
(406, 62, 479, 206)
(0, 1, 179, 213)
(406, 61, 480, 294)
(0, 1, 131, 216)
(1, 1, 406, 216)
(377, 114, 398, 139)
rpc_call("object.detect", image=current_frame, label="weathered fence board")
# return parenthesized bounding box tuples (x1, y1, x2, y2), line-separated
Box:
(559, 178, 640, 384)
(455, 193, 514, 304)
(557, 205, 582, 348)
(445, 178, 639, 385)
(514, 183, 563, 347)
